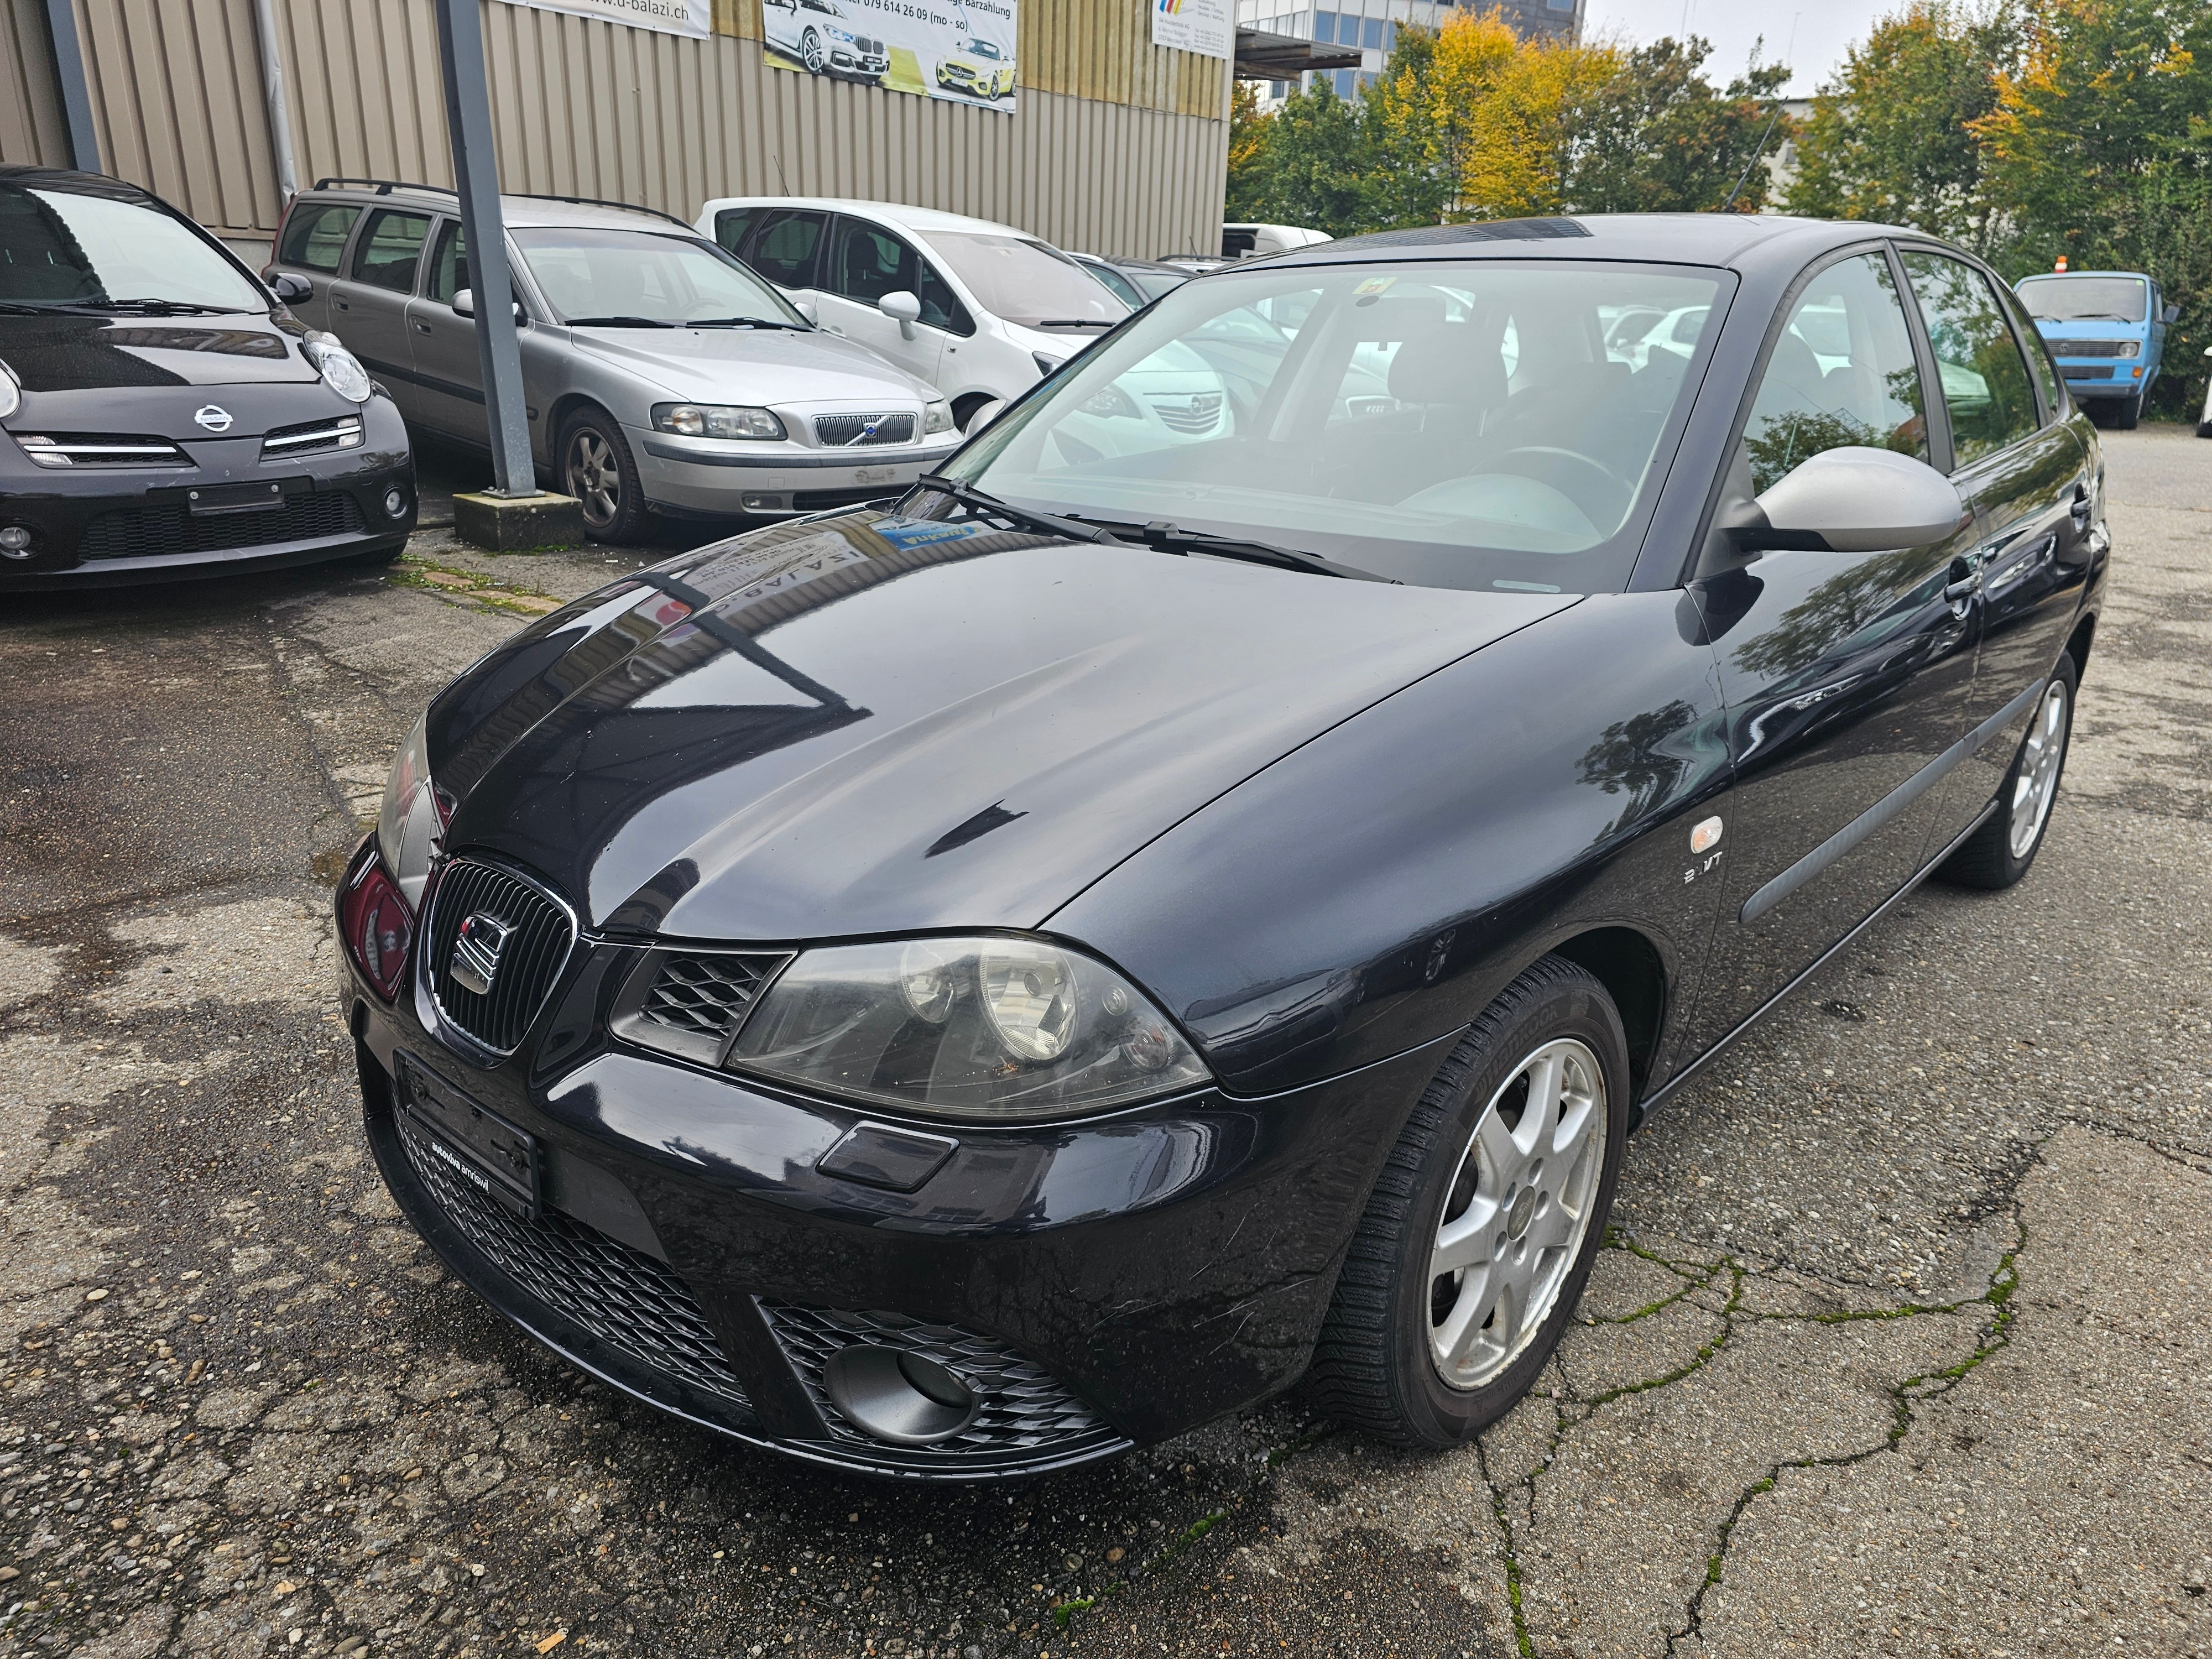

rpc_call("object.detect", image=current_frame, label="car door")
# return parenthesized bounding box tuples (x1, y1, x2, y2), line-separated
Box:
(328, 207, 434, 420)
(1900, 250, 2092, 848)
(403, 218, 485, 440)
(815, 216, 947, 385)
(1684, 247, 1984, 1050)
(268, 199, 362, 332)
(738, 207, 830, 314)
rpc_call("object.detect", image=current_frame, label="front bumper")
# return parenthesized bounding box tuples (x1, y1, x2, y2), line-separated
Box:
(633, 426, 963, 518)
(0, 395, 415, 589)
(340, 842, 1443, 1480)
(2057, 366, 2150, 400)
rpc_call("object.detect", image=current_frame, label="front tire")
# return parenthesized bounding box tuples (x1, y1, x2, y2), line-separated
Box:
(801, 27, 824, 71)
(1307, 956, 1629, 1448)
(559, 408, 647, 544)
(1937, 653, 2077, 890)
(2114, 392, 2142, 430)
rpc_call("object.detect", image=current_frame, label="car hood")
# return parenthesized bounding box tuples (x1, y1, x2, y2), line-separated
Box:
(0, 310, 316, 392)
(430, 512, 1573, 942)
(565, 324, 939, 405)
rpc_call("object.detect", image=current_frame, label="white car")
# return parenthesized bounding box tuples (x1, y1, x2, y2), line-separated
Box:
(699, 198, 1129, 431)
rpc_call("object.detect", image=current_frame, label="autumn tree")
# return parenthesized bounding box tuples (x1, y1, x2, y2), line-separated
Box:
(1563, 36, 1794, 214)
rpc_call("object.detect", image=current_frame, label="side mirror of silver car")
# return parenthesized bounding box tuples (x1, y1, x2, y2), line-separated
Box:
(1726, 446, 1969, 555)
(450, 289, 525, 325)
(879, 289, 922, 341)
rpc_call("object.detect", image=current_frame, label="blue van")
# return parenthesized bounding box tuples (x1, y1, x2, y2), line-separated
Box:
(2015, 269, 2178, 429)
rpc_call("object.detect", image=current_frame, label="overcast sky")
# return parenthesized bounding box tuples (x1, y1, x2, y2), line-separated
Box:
(1582, 0, 1901, 97)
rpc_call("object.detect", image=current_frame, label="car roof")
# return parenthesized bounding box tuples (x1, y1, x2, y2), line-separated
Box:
(1259, 213, 1930, 273)
(298, 181, 698, 236)
(698, 197, 1030, 239)
(2016, 270, 2147, 282)
(0, 164, 159, 205)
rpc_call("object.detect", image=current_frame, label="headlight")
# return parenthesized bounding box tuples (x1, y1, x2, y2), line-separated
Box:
(1079, 384, 1141, 420)
(301, 331, 373, 403)
(653, 403, 786, 441)
(0, 361, 18, 421)
(923, 399, 953, 435)
(726, 935, 1211, 1121)
(376, 714, 452, 910)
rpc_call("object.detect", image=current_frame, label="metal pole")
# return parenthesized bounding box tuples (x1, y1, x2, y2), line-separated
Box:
(249, 0, 299, 208)
(41, 0, 101, 174)
(434, 0, 540, 498)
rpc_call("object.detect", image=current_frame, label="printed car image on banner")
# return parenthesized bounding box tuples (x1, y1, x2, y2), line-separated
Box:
(1150, 0, 1232, 59)
(494, 0, 711, 37)
(764, 0, 1017, 111)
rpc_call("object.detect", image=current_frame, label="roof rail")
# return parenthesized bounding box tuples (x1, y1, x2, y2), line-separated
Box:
(311, 176, 456, 197)
(509, 192, 693, 229)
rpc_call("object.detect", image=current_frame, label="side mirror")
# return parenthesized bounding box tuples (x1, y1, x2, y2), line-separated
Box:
(879, 289, 922, 341)
(266, 270, 312, 304)
(792, 296, 818, 325)
(1728, 446, 1968, 555)
(451, 287, 474, 317)
(2162, 302, 2180, 325)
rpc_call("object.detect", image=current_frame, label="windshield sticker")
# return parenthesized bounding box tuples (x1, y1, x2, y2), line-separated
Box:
(1353, 275, 1397, 298)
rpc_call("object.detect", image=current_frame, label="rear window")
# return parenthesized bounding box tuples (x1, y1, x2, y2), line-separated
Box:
(279, 202, 361, 274)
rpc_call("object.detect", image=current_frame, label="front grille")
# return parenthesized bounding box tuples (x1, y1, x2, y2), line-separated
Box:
(640, 952, 783, 1041)
(813, 413, 917, 447)
(17, 432, 190, 468)
(2062, 367, 2115, 380)
(1150, 392, 1225, 435)
(397, 1119, 751, 1412)
(260, 414, 364, 458)
(425, 859, 575, 1053)
(2051, 338, 2138, 359)
(78, 492, 363, 561)
(759, 1302, 1126, 1463)
(792, 485, 901, 512)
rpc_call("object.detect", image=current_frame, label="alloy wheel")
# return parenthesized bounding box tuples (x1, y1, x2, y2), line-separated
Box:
(802, 28, 823, 70)
(1427, 1037, 1608, 1390)
(565, 429, 620, 530)
(2007, 677, 2070, 860)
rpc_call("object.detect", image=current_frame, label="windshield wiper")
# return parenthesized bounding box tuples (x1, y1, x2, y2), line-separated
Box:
(1073, 516, 1392, 582)
(76, 298, 240, 316)
(1034, 319, 1117, 330)
(912, 475, 1127, 545)
(682, 316, 808, 330)
(2043, 312, 2136, 324)
(0, 299, 103, 315)
(564, 315, 676, 328)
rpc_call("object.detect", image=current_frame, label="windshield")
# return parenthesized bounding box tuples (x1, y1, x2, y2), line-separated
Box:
(948, 260, 1727, 594)
(966, 38, 1001, 56)
(920, 232, 1126, 329)
(514, 227, 807, 326)
(2017, 275, 2147, 324)
(0, 183, 263, 311)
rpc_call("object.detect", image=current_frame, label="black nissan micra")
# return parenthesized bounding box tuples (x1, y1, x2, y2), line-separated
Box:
(337, 213, 2101, 1479)
(0, 166, 414, 588)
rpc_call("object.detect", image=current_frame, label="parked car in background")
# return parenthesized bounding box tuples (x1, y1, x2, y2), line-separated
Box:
(338, 213, 2103, 1481)
(1070, 252, 1192, 309)
(2015, 268, 2175, 430)
(0, 165, 414, 590)
(2200, 346, 2211, 437)
(1222, 222, 1333, 259)
(268, 181, 958, 539)
(935, 35, 1014, 99)
(761, 0, 888, 80)
(700, 197, 1127, 430)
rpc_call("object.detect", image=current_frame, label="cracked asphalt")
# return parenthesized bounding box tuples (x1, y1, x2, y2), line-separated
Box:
(2, 428, 2208, 1659)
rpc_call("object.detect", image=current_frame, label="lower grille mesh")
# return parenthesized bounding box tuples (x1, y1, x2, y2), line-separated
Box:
(79, 492, 363, 560)
(758, 1302, 1123, 1461)
(398, 1119, 751, 1413)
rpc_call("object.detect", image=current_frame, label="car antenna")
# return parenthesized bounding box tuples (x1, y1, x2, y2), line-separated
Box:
(1719, 101, 1787, 214)
(773, 150, 792, 196)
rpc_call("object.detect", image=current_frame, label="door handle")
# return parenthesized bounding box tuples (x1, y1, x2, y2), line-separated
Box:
(2069, 484, 2092, 530)
(1943, 557, 1981, 604)
(413, 320, 432, 335)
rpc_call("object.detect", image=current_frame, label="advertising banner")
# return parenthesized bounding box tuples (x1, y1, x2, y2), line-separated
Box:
(1150, 0, 1232, 59)
(494, 0, 712, 37)
(763, 0, 1017, 112)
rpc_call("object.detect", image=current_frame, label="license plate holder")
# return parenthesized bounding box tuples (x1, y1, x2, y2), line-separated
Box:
(186, 480, 291, 517)
(397, 1057, 541, 1219)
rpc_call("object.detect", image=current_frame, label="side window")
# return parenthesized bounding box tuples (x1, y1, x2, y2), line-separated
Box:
(279, 202, 359, 274)
(1740, 252, 1927, 494)
(745, 209, 826, 288)
(830, 218, 916, 306)
(1995, 278, 2061, 420)
(425, 222, 468, 306)
(1901, 252, 2038, 469)
(713, 207, 755, 259)
(351, 210, 431, 294)
(916, 259, 973, 335)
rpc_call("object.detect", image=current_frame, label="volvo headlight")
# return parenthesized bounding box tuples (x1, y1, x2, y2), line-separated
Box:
(727, 935, 1211, 1120)
(375, 714, 452, 910)
(301, 330, 373, 403)
(0, 360, 19, 421)
(923, 399, 953, 435)
(654, 403, 786, 440)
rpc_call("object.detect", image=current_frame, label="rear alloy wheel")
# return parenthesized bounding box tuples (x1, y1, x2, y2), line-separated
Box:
(560, 409, 647, 543)
(1938, 652, 2077, 890)
(1307, 956, 1627, 1447)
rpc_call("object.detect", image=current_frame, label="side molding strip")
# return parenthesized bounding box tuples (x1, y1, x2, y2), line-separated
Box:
(1738, 676, 2045, 925)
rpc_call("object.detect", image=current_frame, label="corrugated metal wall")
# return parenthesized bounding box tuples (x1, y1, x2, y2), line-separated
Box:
(0, 0, 1227, 262)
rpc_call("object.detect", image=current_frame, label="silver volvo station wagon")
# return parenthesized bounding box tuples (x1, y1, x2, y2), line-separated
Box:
(266, 181, 961, 539)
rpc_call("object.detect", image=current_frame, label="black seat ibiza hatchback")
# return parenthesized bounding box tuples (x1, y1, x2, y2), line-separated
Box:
(0, 166, 415, 588)
(337, 213, 2101, 1479)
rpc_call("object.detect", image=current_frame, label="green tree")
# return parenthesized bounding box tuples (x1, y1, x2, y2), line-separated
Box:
(1238, 80, 1378, 236)
(1563, 36, 1794, 214)
(1226, 80, 1271, 222)
(1361, 24, 1452, 229)
(1784, 2, 2020, 249)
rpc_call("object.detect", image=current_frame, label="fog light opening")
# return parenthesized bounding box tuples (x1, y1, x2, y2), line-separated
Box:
(0, 525, 33, 559)
(740, 493, 786, 512)
(821, 1345, 980, 1446)
(383, 487, 410, 519)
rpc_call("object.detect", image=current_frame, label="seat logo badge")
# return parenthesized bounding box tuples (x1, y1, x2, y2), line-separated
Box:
(450, 912, 516, 997)
(193, 404, 234, 432)
(1689, 816, 1724, 854)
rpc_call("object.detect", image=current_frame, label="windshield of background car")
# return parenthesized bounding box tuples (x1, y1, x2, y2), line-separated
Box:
(920, 232, 1125, 328)
(2016, 275, 2148, 324)
(513, 228, 807, 326)
(950, 260, 1729, 594)
(0, 183, 263, 311)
